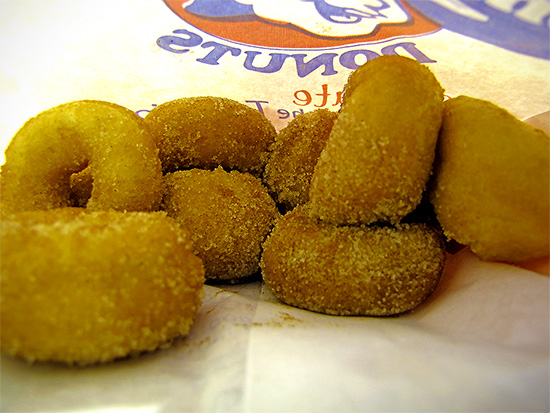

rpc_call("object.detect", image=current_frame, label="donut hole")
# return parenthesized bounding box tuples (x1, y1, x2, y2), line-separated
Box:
(70, 165, 93, 207)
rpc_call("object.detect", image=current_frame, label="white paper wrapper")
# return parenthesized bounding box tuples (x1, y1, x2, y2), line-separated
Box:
(245, 248, 549, 412)
(1, 1, 549, 411)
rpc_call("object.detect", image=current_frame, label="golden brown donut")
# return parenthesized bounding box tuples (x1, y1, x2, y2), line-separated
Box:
(263, 109, 337, 211)
(144, 96, 276, 176)
(162, 167, 280, 282)
(1, 100, 163, 213)
(1, 208, 204, 365)
(429, 96, 549, 263)
(260, 206, 446, 316)
(308, 56, 444, 225)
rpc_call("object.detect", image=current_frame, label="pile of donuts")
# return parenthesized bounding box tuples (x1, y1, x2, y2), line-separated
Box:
(1, 55, 548, 365)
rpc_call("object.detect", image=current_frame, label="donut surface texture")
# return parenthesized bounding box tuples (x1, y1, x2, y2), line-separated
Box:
(308, 55, 444, 225)
(429, 96, 549, 263)
(1, 100, 163, 213)
(144, 97, 276, 176)
(264, 109, 337, 211)
(162, 168, 280, 282)
(261, 206, 445, 316)
(1, 208, 205, 365)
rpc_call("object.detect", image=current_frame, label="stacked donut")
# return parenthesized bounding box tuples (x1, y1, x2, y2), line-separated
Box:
(261, 56, 447, 316)
(144, 96, 280, 283)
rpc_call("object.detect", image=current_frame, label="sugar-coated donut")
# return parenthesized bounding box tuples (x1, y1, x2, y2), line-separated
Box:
(144, 97, 276, 176)
(429, 96, 549, 263)
(1, 208, 205, 365)
(309, 56, 444, 225)
(162, 167, 280, 282)
(263, 109, 337, 211)
(1, 100, 163, 213)
(261, 206, 446, 316)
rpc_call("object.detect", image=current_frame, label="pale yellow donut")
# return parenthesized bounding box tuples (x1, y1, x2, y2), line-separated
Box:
(1, 100, 163, 212)
(429, 96, 549, 263)
(1, 208, 204, 365)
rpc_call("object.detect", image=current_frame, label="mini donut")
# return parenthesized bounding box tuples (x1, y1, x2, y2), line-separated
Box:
(429, 96, 549, 263)
(260, 206, 446, 316)
(263, 109, 337, 211)
(144, 96, 277, 176)
(162, 167, 280, 282)
(308, 55, 444, 225)
(0, 208, 205, 365)
(1, 100, 163, 213)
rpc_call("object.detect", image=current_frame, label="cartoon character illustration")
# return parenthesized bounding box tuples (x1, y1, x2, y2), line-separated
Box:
(183, 0, 411, 37)
(169, 0, 549, 59)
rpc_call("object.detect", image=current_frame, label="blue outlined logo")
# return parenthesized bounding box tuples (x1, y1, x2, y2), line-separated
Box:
(162, 0, 440, 49)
